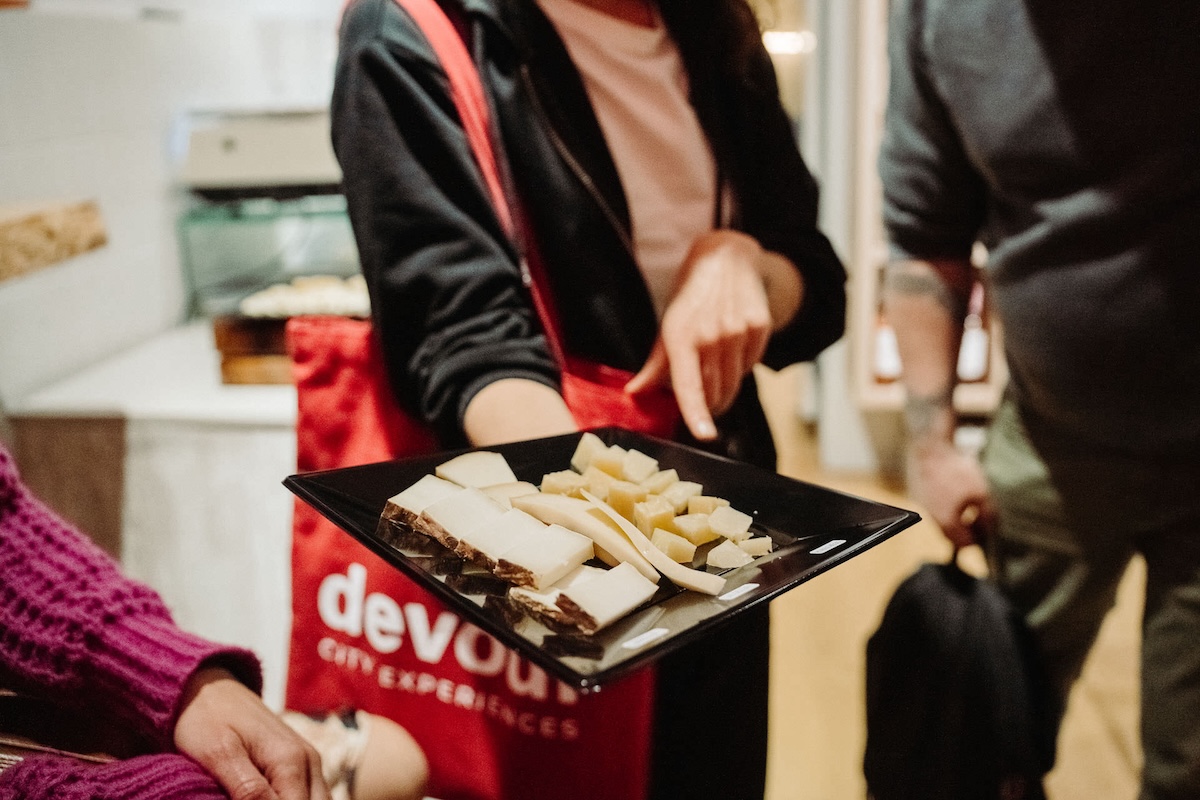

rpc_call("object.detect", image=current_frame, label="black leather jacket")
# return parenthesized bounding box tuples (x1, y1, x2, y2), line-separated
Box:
(332, 0, 846, 465)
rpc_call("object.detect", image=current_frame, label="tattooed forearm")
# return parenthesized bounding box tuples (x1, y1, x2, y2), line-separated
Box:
(884, 262, 970, 320)
(904, 387, 955, 438)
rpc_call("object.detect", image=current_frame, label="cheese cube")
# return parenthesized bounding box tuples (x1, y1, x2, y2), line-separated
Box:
(570, 431, 607, 473)
(639, 468, 679, 494)
(651, 528, 697, 563)
(633, 495, 676, 537)
(671, 513, 720, 546)
(581, 465, 617, 502)
(590, 444, 628, 478)
(737, 536, 774, 557)
(706, 538, 754, 569)
(620, 448, 659, 483)
(607, 479, 648, 521)
(687, 495, 731, 515)
(709, 505, 754, 542)
(541, 470, 587, 496)
(660, 480, 703, 514)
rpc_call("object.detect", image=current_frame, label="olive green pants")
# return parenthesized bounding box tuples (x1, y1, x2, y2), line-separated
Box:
(982, 397, 1200, 800)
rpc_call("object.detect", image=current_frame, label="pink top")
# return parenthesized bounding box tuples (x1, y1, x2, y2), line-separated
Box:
(0, 444, 261, 799)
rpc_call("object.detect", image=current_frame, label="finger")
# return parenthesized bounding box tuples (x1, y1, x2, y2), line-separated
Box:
(625, 340, 671, 395)
(666, 339, 717, 440)
(308, 745, 329, 800)
(205, 748, 280, 800)
(716, 337, 747, 416)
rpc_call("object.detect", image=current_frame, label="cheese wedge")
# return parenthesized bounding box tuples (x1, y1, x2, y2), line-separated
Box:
(511, 493, 660, 583)
(383, 474, 460, 527)
(435, 450, 518, 488)
(508, 564, 606, 625)
(555, 561, 660, 634)
(581, 491, 726, 596)
(453, 506, 545, 569)
(495, 523, 595, 591)
(418, 487, 506, 550)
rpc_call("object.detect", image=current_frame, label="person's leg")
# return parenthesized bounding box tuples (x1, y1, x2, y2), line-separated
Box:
(648, 606, 770, 800)
(1135, 468, 1200, 800)
(981, 399, 1135, 717)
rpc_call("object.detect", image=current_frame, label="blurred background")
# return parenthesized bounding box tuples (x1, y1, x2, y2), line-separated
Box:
(0, 1, 1140, 797)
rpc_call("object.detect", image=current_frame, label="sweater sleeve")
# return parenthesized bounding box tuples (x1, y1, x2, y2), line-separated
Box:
(0, 446, 262, 751)
(0, 753, 226, 800)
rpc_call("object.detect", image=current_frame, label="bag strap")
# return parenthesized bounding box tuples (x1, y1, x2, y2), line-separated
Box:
(391, 0, 568, 365)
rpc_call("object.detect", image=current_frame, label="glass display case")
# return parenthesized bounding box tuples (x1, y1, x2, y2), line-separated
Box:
(177, 192, 358, 317)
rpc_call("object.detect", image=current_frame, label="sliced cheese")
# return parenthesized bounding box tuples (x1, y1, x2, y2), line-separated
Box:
(453, 506, 545, 569)
(435, 450, 517, 488)
(482, 481, 539, 509)
(581, 490, 726, 596)
(418, 487, 506, 550)
(555, 561, 660, 634)
(383, 474, 459, 527)
(508, 564, 607, 625)
(510, 492, 659, 583)
(495, 523, 595, 590)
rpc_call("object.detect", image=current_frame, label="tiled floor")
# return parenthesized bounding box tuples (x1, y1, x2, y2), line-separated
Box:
(755, 366, 1141, 800)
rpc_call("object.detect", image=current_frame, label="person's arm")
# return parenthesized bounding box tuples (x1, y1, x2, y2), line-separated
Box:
(333, 1, 561, 448)
(463, 378, 578, 447)
(882, 258, 992, 548)
(0, 447, 327, 800)
(878, 0, 992, 547)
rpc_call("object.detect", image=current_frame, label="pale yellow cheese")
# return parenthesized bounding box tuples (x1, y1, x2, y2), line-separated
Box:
(706, 538, 754, 569)
(435, 451, 517, 488)
(670, 512, 720, 546)
(482, 481, 539, 509)
(620, 448, 659, 483)
(650, 528, 697, 563)
(737, 536, 774, 557)
(418, 487, 507, 550)
(383, 474, 460, 526)
(555, 561, 660, 634)
(495, 523, 595, 591)
(570, 431, 607, 473)
(540, 470, 587, 496)
(709, 505, 754, 542)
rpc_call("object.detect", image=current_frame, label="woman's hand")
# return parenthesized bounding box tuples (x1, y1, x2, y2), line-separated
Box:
(626, 230, 801, 440)
(174, 668, 329, 800)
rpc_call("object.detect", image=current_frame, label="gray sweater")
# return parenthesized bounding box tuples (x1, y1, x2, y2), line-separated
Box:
(880, 0, 1200, 455)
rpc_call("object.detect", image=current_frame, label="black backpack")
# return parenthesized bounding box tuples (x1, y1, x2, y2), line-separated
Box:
(864, 559, 1058, 800)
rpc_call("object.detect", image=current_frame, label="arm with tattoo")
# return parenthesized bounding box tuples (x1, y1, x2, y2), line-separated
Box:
(882, 257, 991, 548)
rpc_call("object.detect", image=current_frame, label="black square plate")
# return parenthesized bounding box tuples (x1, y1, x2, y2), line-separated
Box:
(284, 427, 919, 690)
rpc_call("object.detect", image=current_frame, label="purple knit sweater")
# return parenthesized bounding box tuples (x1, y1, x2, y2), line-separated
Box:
(0, 444, 263, 799)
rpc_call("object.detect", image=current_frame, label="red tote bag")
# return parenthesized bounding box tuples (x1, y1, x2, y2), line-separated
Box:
(285, 2, 679, 798)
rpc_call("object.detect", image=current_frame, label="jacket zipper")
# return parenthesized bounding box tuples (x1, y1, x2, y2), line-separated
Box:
(518, 63, 637, 260)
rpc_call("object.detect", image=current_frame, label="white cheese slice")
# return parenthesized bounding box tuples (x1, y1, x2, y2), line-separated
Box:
(482, 481, 540, 509)
(495, 523, 595, 591)
(382, 474, 460, 527)
(511, 493, 660, 583)
(508, 564, 606, 624)
(453, 506, 546, 569)
(556, 561, 660, 634)
(435, 450, 518, 488)
(417, 487, 506, 551)
(581, 491, 726, 596)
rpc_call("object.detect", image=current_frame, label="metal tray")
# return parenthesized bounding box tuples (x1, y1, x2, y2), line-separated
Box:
(284, 427, 919, 690)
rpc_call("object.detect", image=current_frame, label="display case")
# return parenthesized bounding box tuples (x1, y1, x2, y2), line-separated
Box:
(177, 193, 358, 318)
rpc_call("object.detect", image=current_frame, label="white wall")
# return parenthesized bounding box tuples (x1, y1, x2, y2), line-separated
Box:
(0, 2, 340, 408)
